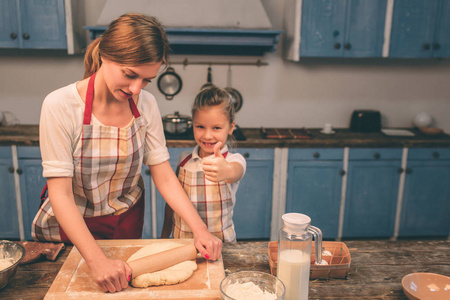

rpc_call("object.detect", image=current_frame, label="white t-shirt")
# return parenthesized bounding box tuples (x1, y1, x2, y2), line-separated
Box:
(177, 145, 247, 205)
(39, 82, 169, 178)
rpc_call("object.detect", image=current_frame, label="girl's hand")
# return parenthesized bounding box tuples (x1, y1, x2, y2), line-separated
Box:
(193, 229, 223, 261)
(88, 256, 132, 293)
(202, 142, 230, 182)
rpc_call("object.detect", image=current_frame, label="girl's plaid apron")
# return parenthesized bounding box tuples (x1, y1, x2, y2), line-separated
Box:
(172, 152, 236, 242)
(32, 72, 146, 242)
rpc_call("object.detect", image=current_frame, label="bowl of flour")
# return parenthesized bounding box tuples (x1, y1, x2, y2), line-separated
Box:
(0, 240, 25, 290)
(220, 271, 285, 300)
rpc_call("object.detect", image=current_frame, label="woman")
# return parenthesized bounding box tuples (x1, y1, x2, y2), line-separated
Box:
(32, 13, 222, 293)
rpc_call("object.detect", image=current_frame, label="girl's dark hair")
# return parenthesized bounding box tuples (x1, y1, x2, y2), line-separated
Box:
(83, 13, 170, 78)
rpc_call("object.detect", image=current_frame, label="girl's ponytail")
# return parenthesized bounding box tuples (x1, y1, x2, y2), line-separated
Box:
(83, 37, 102, 78)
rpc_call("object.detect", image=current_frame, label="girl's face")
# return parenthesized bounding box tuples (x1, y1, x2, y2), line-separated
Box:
(101, 58, 162, 102)
(193, 105, 235, 158)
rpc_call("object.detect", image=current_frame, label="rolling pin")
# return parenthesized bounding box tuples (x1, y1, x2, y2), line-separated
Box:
(127, 243, 197, 279)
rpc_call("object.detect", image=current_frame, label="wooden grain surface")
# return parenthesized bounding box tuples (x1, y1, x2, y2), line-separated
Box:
(0, 239, 449, 299)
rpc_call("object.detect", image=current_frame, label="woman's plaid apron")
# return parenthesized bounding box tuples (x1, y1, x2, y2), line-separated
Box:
(32, 73, 146, 242)
(172, 152, 236, 242)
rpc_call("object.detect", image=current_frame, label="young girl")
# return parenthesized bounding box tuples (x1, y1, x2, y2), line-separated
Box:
(161, 86, 246, 242)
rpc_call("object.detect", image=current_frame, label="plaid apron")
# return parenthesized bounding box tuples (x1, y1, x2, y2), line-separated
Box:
(173, 152, 236, 242)
(32, 72, 146, 242)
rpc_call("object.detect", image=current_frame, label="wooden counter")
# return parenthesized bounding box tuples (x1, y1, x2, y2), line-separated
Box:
(1, 125, 450, 148)
(1, 239, 448, 299)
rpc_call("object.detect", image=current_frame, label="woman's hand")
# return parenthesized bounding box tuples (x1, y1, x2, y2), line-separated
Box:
(88, 256, 132, 293)
(193, 229, 223, 261)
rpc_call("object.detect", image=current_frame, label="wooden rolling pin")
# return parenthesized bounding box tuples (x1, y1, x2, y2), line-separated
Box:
(127, 243, 197, 279)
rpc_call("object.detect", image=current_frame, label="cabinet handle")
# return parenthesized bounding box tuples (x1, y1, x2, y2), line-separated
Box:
(423, 43, 431, 50)
(23, 33, 30, 40)
(8, 166, 15, 173)
(398, 167, 404, 174)
(344, 43, 351, 50)
(16, 168, 23, 175)
(433, 43, 440, 50)
(145, 169, 151, 175)
(243, 152, 250, 158)
(313, 152, 320, 159)
(405, 168, 412, 174)
(339, 170, 346, 176)
(334, 43, 341, 50)
(373, 152, 381, 160)
(10, 32, 17, 40)
(432, 152, 440, 159)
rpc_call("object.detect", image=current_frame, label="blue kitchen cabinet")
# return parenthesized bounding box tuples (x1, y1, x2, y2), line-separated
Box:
(0, 0, 66, 49)
(286, 149, 344, 239)
(389, 0, 450, 58)
(141, 166, 153, 239)
(300, 0, 387, 57)
(17, 146, 46, 241)
(0, 146, 20, 239)
(399, 148, 450, 237)
(233, 148, 274, 240)
(343, 149, 402, 238)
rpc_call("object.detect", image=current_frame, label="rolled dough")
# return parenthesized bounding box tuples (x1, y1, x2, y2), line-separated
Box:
(127, 242, 197, 288)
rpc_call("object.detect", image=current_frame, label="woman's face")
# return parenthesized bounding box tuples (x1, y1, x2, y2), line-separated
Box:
(193, 105, 235, 158)
(101, 58, 162, 101)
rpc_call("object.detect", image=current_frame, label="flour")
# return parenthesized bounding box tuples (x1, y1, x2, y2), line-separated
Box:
(0, 258, 15, 271)
(225, 281, 277, 300)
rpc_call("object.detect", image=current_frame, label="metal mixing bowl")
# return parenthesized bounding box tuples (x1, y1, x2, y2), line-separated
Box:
(220, 271, 285, 300)
(0, 240, 25, 290)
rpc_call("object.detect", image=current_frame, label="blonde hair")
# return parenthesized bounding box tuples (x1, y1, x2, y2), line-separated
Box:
(84, 13, 170, 78)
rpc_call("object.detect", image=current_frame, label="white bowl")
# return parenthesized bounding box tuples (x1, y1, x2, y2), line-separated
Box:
(402, 272, 450, 300)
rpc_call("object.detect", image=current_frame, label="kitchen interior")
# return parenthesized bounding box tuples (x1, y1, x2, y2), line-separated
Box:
(1, 0, 449, 299)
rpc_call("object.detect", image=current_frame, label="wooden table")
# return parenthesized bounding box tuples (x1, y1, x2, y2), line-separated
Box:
(1, 239, 449, 299)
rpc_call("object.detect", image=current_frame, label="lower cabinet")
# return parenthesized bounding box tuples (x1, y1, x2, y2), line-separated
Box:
(0, 146, 19, 239)
(285, 148, 344, 239)
(343, 148, 402, 238)
(399, 148, 450, 237)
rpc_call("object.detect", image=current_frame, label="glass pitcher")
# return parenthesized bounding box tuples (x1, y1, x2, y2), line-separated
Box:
(277, 213, 323, 300)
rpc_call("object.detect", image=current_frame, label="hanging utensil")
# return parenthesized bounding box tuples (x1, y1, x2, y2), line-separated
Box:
(224, 65, 243, 112)
(201, 66, 214, 90)
(157, 67, 183, 100)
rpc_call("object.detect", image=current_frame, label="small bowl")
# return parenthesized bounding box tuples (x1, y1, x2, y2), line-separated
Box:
(220, 271, 285, 300)
(402, 272, 450, 300)
(0, 240, 26, 290)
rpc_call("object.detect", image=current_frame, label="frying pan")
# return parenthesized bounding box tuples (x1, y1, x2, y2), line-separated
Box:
(157, 67, 183, 100)
(224, 65, 243, 112)
(201, 66, 214, 90)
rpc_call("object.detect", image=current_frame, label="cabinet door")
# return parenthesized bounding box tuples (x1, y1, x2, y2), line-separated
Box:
(433, 0, 450, 57)
(18, 0, 66, 49)
(343, 149, 402, 238)
(343, 0, 387, 57)
(286, 149, 343, 239)
(399, 149, 450, 237)
(233, 148, 273, 240)
(17, 147, 46, 241)
(300, 0, 346, 57)
(0, 147, 19, 239)
(389, 0, 437, 58)
(0, 0, 20, 48)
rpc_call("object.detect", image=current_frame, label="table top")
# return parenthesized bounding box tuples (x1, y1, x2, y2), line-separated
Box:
(1, 239, 449, 299)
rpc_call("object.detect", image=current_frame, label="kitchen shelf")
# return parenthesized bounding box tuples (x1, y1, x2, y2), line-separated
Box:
(84, 26, 283, 56)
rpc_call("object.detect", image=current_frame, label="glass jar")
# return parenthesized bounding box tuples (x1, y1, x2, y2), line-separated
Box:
(277, 213, 323, 300)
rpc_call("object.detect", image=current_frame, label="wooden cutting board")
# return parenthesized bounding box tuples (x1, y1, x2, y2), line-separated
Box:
(44, 239, 225, 299)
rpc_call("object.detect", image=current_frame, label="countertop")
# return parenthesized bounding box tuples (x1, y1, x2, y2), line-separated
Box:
(0, 239, 449, 299)
(1, 125, 450, 148)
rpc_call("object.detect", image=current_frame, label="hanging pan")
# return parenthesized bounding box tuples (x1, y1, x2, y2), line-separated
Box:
(224, 65, 243, 112)
(157, 67, 182, 100)
(201, 66, 215, 90)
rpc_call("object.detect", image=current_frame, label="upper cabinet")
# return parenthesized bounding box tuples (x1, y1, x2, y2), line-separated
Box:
(285, 0, 387, 59)
(389, 0, 450, 58)
(0, 0, 66, 49)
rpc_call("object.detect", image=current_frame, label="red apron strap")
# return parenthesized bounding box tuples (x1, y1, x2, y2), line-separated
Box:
(83, 72, 96, 125)
(39, 183, 48, 207)
(179, 153, 193, 167)
(128, 97, 141, 118)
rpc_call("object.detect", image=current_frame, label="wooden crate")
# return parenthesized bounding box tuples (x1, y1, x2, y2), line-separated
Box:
(268, 241, 351, 279)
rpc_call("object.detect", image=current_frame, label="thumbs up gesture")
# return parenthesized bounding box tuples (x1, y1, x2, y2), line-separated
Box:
(202, 142, 228, 182)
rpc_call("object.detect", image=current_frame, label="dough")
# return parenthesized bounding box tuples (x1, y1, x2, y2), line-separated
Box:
(0, 258, 15, 271)
(127, 242, 197, 288)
